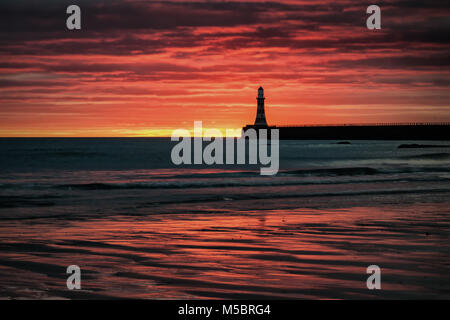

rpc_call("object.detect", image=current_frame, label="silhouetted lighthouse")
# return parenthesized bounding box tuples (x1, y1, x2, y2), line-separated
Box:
(254, 86, 268, 127)
(241, 86, 450, 140)
(242, 86, 274, 137)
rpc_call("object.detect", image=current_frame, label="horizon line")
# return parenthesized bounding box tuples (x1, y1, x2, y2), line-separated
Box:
(2, 122, 450, 138)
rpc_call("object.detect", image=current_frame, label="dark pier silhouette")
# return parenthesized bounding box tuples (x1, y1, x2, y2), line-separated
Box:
(243, 87, 450, 140)
(275, 123, 450, 140)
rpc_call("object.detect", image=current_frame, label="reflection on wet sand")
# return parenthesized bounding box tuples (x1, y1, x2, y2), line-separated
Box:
(1, 203, 449, 299)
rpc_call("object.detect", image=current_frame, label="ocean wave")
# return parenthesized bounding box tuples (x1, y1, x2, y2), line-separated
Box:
(156, 166, 450, 180)
(398, 153, 450, 160)
(135, 187, 450, 207)
(281, 167, 380, 176)
(53, 176, 450, 190)
(0, 195, 59, 208)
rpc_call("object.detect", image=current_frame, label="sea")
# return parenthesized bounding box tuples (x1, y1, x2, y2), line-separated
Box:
(0, 138, 449, 299)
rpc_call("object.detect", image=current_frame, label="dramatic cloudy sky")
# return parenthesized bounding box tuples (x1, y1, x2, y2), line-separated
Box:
(0, 0, 449, 136)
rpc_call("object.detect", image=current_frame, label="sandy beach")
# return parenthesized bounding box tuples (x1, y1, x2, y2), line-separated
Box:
(1, 196, 449, 299)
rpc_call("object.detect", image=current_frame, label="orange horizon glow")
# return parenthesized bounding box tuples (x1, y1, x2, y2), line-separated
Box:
(1, 0, 449, 137)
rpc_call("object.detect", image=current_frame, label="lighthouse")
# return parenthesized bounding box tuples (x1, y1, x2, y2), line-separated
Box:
(242, 86, 275, 137)
(254, 86, 268, 127)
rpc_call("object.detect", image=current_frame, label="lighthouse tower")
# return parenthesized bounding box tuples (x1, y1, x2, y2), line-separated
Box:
(254, 86, 268, 127)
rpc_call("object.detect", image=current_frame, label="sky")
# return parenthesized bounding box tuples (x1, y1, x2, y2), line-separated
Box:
(0, 0, 449, 137)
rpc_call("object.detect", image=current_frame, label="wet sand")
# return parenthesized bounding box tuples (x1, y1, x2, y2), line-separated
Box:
(1, 199, 449, 299)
